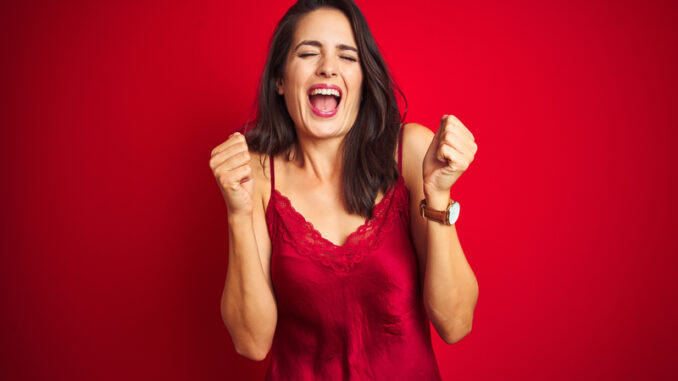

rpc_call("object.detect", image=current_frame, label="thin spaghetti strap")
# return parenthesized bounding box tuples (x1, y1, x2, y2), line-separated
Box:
(269, 154, 275, 190)
(397, 123, 404, 174)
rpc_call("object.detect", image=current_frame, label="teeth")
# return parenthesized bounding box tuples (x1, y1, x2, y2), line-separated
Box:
(310, 88, 341, 98)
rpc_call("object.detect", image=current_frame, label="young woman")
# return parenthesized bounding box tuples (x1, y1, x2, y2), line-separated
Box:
(209, 0, 479, 378)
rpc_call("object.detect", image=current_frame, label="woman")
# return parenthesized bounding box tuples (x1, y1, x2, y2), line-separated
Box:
(209, 0, 479, 378)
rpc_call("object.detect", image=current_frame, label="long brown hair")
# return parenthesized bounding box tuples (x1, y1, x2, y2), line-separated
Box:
(244, 0, 406, 219)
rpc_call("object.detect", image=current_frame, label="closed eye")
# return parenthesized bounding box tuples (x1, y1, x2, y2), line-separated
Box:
(298, 53, 318, 58)
(341, 56, 358, 62)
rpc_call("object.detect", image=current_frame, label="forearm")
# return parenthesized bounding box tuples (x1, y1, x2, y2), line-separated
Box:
(221, 213, 277, 359)
(422, 195, 479, 344)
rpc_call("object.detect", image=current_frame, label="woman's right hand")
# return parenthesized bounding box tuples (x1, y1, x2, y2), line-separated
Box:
(209, 132, 254, 217)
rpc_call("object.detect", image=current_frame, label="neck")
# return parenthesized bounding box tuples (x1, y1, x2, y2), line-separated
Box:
(292, 134, 345, 185)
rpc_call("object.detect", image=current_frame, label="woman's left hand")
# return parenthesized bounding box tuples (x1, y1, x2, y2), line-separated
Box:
(422, 115, 478, 206)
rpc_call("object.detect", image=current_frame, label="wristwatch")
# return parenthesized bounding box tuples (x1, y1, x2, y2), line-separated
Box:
(419, 199, 460, 225)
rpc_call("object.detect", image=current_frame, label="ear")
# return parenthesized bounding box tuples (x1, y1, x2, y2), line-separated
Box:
(275, 78, 284, 95)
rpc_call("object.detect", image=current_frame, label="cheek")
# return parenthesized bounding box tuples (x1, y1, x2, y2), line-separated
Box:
(348, 70, 363, 102)
(284, 92, 303, 117)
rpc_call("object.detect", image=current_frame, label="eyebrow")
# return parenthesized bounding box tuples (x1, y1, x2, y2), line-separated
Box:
(294, 40, 358, 53)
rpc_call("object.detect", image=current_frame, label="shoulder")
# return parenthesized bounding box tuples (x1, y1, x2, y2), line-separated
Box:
(402, 122, 435, 149)
(400, 122, 434, 190)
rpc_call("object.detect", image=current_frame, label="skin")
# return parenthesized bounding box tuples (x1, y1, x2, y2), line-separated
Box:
(276, 8, 363, 145)
(209, 8, 479, 361)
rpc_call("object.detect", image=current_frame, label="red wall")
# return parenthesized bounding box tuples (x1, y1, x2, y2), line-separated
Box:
(2, 0, 677, 379)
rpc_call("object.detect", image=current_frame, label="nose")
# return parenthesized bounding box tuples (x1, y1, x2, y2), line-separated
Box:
(316, 55, 338, 78)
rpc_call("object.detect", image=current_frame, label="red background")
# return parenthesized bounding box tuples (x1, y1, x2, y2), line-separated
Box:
(2, 0, 677, 380)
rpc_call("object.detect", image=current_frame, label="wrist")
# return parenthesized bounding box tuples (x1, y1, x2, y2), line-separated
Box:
(419, 197, 460, 226)
(424, 189, 451, 210)
(227, 210, 254, 227)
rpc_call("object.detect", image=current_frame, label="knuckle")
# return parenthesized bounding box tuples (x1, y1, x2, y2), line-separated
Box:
(214, 167, 227, 180)
(212, 165, 222, 176)
(215, 172, 226, 186)
(217, 168, 233, 182)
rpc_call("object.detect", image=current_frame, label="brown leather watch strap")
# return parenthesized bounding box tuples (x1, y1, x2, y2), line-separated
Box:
(419, 199, 454, 225)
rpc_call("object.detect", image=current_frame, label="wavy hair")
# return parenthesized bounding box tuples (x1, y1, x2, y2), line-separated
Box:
(244, 0, 406, 219)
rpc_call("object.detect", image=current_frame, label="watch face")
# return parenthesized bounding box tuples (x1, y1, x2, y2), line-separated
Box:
(447, 201, 460, 224)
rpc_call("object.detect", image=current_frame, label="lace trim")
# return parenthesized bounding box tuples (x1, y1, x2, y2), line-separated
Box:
(267, 177, 410, 272)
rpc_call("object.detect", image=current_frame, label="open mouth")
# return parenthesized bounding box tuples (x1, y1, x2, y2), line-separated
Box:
(307, 84, 342, 117)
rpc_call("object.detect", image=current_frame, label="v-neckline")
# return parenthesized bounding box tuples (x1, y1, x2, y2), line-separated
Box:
(268, 177, 402, 248)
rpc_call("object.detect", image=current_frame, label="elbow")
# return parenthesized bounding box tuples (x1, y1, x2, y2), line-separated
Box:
(234, 343, 270, 361)
(427, 303, 473, 344)
(441, 319, 473, 345)
(227, 323, 272, 361)
(442, 280, 479, 344)
(426, 301, 476, 345)
(221, 305, 273, 362)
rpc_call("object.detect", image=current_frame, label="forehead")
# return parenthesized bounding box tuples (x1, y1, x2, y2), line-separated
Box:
(293, 8, 357, 47)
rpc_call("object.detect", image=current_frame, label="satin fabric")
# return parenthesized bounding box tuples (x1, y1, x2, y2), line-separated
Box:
(264, 134, 442, 380)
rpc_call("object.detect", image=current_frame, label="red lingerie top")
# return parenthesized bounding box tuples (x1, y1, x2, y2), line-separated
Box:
(264, 130, 442, 380)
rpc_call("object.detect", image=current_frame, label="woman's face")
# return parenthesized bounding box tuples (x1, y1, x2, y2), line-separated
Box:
(277, 8, 363, 141)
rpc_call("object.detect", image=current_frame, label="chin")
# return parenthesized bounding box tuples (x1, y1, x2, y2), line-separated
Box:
(301, 121, 345, 139)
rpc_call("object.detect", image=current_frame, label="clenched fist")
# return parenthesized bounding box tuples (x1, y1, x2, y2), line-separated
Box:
(422, 115, 478, 207)
(209, 132, 254, 217)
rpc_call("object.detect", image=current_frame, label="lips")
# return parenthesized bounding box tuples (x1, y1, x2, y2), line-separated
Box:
(307, 84, 342, 117)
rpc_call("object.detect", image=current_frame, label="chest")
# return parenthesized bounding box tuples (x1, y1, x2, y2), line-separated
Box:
(266, 176, 418, 320)
(268, 202, 421, 324)
(274, 183, 385, 247)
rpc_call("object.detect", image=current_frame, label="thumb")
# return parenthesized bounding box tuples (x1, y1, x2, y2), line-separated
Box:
(435, 114, 449, 141)
(433, 115, 449, 162)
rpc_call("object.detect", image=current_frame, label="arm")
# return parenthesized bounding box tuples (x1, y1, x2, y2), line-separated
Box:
(210, 133, 277, 361)
(401, 119, 479, 344)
